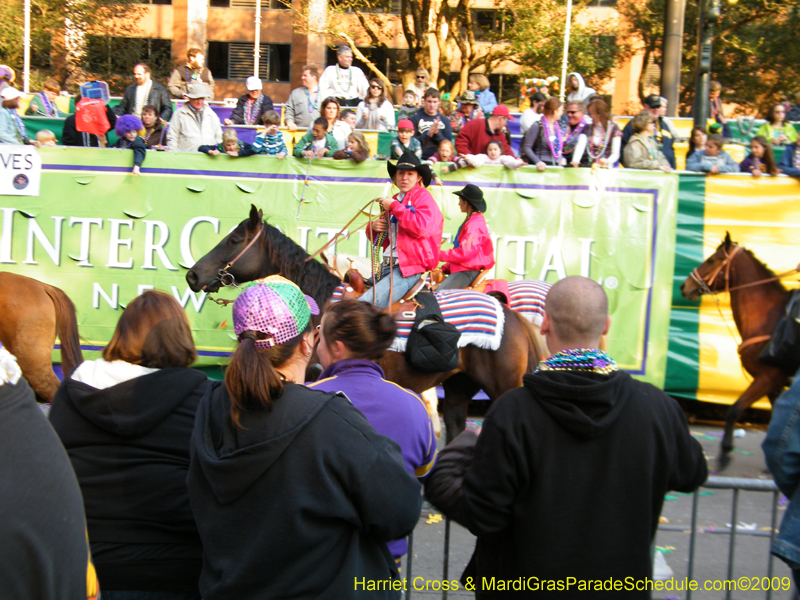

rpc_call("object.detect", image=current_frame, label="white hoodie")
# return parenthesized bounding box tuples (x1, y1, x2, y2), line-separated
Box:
(566, 72, 596, 105)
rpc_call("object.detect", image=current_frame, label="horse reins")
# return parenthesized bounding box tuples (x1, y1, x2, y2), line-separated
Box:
(690, 242, 800, 354)
(206, 223, 264, 306)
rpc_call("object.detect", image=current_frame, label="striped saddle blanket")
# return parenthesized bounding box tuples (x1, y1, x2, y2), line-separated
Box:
(330, 285, 504, 353)
(507, 280, 551, 326)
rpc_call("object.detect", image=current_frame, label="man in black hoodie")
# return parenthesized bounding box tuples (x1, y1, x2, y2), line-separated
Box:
(425, 276, 708, 598)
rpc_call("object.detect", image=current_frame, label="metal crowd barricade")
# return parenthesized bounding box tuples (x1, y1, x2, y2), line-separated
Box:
(406, 476, 783, 600)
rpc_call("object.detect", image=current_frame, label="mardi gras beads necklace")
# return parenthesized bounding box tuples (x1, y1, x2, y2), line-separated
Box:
(562, 119, 588, 155)
(535, 348, 618, 375)
(541, 117, 563, 164)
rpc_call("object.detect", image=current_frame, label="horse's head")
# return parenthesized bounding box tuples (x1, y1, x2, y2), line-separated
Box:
(680, 232, 741, 300)
(186, 204, 273, 293)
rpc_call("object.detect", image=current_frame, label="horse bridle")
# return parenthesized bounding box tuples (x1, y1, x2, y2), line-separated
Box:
(689, 244, 742, 296)
(216, 223, 264, 289)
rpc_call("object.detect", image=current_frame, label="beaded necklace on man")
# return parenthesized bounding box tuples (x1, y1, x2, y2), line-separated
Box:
(562, 118, 588, 155)
(7, 108, 27, 143)
(535, 348, 618, 375)
(305, 87, 320, 113)
(336, 66, 353, 93)
(243, 94, 263, 125)
(37, 92, 60, 117)
(541, 117, 564, 164)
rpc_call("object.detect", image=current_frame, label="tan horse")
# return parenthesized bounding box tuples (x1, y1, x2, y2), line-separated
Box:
(0, 272, 83, 400)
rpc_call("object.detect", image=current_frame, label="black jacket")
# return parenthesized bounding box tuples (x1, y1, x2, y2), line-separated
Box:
(188, 382, 422, 600)
(425, 369, 708, 598)
(49, 365, 214, 593)
(111, 136, 147, 167)
(62, 106, 117, 147)
(229, 93, 274, 125)
(410, 109, 453, 160)
(0, 377, 94, 600)
(115, 81, 173, 121)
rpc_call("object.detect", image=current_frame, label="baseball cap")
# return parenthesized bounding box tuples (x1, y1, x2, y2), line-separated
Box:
(0, 87, 22, 101)
(644, 94, 662, 109)
(233, 276, 320, 350)
(246, 76, 262, 91)
(398, 119, 414, 130)
(491, 105, 515, 120)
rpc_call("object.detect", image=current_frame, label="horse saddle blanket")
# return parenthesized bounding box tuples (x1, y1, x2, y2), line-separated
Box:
(389, 290, 504, 353)
(506, 280, 551, 326)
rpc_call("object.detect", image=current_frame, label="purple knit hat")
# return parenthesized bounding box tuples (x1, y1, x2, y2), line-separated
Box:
(115, 114, 143, 137)
(233, 276, 320, 350)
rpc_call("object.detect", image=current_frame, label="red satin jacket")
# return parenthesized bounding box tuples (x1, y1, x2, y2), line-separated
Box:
(439, 212, 495, 274)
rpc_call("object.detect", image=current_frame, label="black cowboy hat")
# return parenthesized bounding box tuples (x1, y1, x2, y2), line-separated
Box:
(453, 184, 486, 213)
(387, 151, 432, 188)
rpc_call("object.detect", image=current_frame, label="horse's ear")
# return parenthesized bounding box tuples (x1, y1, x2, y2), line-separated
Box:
(248, 204, 262, 227)
(724, 231, 732, 247)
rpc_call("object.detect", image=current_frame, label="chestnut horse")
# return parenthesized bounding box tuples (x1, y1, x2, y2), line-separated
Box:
(680, 233, 793, 466)
(186, 206, 542, 442)
(0, 272, 83, 401)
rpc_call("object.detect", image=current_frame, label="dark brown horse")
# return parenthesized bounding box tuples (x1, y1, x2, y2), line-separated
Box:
(186, 206, 541, 442)
(680, 233, 792, 465)
(0, 272, 83, 401)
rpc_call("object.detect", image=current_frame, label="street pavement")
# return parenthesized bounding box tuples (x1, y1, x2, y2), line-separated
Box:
(399, 419, 795, 600)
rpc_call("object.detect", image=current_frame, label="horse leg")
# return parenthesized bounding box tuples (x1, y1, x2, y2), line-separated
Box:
(720, 375, 778, 467)
(442, 373, 481, 444)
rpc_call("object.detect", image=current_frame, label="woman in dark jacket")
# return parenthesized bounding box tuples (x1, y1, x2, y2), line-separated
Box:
(49, 290, 213, 600)
(187, 276, 422, 600)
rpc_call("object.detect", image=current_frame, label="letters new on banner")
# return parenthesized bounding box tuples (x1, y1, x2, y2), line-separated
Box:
(0, 148, 678, 388)
(0, 146, 41, 196)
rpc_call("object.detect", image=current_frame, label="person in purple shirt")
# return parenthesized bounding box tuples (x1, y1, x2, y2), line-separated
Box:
(308, 300, 438, 564)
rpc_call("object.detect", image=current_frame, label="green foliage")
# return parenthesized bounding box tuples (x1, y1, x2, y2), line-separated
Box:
(83, 36, 173, 94)
(504, 0, 622, 91)
(619, 0, 800, 115)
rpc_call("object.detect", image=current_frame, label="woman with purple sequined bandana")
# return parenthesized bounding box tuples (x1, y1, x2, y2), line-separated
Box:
(187, 276, 421, 600)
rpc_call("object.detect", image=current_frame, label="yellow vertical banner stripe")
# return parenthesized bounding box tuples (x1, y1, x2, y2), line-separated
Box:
(696, 175, 800, 408)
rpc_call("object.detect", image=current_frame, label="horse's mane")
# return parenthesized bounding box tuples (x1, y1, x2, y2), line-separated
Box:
(261, 220, 343, 306)
(738, 245, 788, 293)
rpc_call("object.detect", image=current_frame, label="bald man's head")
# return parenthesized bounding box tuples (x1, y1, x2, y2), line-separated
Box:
(544, 276, 609, 348)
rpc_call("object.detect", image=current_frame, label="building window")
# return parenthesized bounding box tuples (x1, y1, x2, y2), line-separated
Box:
(138, 0, 172, 5)
(209, 0, 289, 8)
(84, 36, 173, 80)
(472, 10, 512, 41)
(207, 42, 291, 81)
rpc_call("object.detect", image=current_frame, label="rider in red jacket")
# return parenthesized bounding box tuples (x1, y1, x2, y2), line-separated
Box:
(363, 151, 444, 307)
(438, 184, 495, 290)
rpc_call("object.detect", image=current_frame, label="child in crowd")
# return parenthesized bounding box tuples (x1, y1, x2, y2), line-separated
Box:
(685, 126, 707, 163)
(685, 134, 738, 174)
(427, 139, 467, 174)
(390, 119, 422, 159)
(465, 140, 526, 170)
(332, 109, 356, 150)
(294, 116, 338, 158)
(397, 90, 418, 121)
(36, 129, 57, 147)
(740, 135, 779, 177)
(199, 129, 255, 157)
(252, 110, 288, 158)
(111, 114, 147, 175)
(333, 131, 370, 163)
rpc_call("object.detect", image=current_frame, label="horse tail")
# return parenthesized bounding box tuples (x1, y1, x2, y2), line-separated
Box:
(507, 307, 546, 372)
(44, 284, 84, 378)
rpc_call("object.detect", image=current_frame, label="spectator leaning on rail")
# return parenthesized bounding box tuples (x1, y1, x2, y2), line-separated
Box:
(115, 63, 172, 121)
(424, 275, 708, 598)
(779, 142, 800, 177)
(224, 76, 274, 126)
(410, 88, 453, 160)
(0, 87, 34, 145)
(168, 47, 215, 99)
(25, 78, 64, 117)
(622, 111, 672, 171)
(284, 65, 321, 130)
(621, 94, 676, 169)
(454, 104, 515, 158)
(362, 151, 443, 308)
(686, 134, 739, 174)
(166, 83, 222, 152)
(318, 45, 369, 108)
(308, 299, 437, 565)
(562, 101, 591, 168)
(187, 276, 421, 600)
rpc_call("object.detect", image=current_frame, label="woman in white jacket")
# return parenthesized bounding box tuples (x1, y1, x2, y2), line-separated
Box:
(166, 83, 223, 152)
(355, 78, 395, 132)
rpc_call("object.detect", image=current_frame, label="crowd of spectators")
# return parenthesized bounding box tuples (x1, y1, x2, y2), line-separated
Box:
(3, 52, 800, 181)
